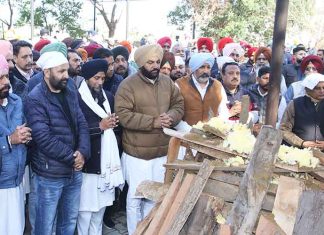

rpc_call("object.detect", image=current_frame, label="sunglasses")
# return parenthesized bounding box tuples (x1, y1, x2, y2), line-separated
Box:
(305, 67, 317, 72)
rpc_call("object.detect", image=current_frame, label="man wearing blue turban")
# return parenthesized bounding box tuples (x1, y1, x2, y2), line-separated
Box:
(176, 53, 229, 127)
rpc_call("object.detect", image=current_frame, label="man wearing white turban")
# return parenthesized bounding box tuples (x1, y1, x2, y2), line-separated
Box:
(175, 53, 229, 129)
(115, 44, 184, 234)
(222, 43, 245, 63)
(24, 51, 90, 235)
(280, 73, 324, 149)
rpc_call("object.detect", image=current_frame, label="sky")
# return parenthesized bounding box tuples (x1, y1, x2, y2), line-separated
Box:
(82, 0, 182, 40)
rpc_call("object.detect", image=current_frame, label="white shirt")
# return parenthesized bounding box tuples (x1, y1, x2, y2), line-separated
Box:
(16, 66, 33, 81)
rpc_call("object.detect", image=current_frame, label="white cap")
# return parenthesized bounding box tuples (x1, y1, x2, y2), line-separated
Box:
(222, 43, 245, 57)
(301, 73, 324, 90)
(175, 56, 185, 66)
(37, 51, 68, 70)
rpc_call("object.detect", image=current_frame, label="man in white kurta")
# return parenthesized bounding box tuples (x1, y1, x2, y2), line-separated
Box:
(115, 44, 184, 234)
(77, 59, 124, 235)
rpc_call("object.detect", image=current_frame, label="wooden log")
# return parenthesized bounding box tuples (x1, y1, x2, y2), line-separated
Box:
(203, 178, 275, 211)
(180, 193, 224, 235)
(164, 159, 215, 235)
(239, 95, 250, 124)
(144, 170, 184, 235)
(135, 181, 170, 202)
(272, 176, 306, 235)
(134, 201, 161, 235)
(158, 173, 196, 235)
(226, 126, 282, 235)
(255, 213, 285, 235)
(292, 190, 324, 234)
(165, 137, 181, 183)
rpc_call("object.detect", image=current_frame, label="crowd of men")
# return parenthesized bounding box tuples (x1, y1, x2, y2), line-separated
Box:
(1, 32, 324, 235)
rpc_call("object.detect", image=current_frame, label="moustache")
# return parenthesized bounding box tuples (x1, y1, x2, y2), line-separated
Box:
(199, 73, 210, 79)
(231, 78, 239, 82)
(117, 65, 126, 70)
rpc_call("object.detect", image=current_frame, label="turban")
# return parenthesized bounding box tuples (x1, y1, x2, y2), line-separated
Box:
(161, 52, 175, 70)
(37, 51, 68, 70)
(217, 37, 234, 54)
(119, 40, 132, 53)
(0, 40, 13, 58)
(222, 43, 245, 57)
(40, 42, 68, 57)
(240, 40, 251, 49)
(157, 36, 172, 48)
(34, 39, 51, 52)
(197, 37, 213, 52)
(71, 39, 84, 50)
(76, 48, 88, 62)
(254, 47, 272, 63)
(0, 55, 9, 76)
(247, 47, 258, 58)
(189, 53, 214, 73)
(293, 46, 306, 54)
(62, 37, 74, 49)
(112, 46, 130, 61)
(175, 56, 185, 66)
(134, 44, 163, 68)
(81, 59, 108, 80)
(84, 43, 102, 58)
(302, 73, 324, 90)
(300, 55, 324, 74)
(216, 56, 235, 71)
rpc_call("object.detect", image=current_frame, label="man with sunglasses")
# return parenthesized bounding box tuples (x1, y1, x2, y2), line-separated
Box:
(280, 73, 324, 150)
(284, 55, 324, 104)
(282, 45, 307, 87)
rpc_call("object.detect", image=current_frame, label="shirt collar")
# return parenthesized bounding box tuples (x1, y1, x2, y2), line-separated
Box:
(192, 74, 209, 89)
(16, 66, 33, 80)
(257, 85, 268, 97)
(1, 98, 8, 107)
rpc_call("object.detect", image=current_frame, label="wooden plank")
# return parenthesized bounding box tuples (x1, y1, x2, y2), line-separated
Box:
(226, 126, 282, 235)
(272, 176, 306, 235)
(239, 95, 250, 124)
(255, 213, 285, 235)
(165, 159, 215, 235)
(134, 201, 161, 235)
(144, 169, 184, 235)
(203, 178, 275, 211)
(180, 193, 224, 235)
(165, 136, 181, 183)
(158, 174, 196, 235)
(292, 190, 324, 234)
(135, 181, 170, 202)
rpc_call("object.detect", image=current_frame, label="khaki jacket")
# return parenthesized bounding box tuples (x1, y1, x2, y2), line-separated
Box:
(115, 71, 184, 160)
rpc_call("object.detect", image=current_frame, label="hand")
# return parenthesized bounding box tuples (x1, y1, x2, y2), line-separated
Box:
(99, 113, 119, 130)
(229, 101, 242, 117)
(252, 123, 262, 136)
(160, 113, 173, 128)
(315, 141, 324, 150)
(73, 150, 85, 171)
(10, 124, 32, 145)
(302, 141, 318, 148)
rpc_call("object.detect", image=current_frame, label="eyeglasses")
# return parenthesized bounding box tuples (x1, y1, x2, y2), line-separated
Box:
(305, 67, 317, 72)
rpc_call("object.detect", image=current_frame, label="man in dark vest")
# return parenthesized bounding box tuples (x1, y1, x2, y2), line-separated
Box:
(280, 73, 324, 149)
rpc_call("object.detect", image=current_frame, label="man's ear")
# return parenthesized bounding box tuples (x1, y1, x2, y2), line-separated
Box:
(43, 68, 50, 78)
(13, 55, 18, 64)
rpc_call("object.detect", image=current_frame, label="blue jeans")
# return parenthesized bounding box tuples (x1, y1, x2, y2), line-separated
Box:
(34, 171, 82, 235)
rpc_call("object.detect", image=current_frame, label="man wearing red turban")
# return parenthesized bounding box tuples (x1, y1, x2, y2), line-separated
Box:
(284, 55, 324, 104)
(197, 37, 213, 53)
(157, 36, 172, 52)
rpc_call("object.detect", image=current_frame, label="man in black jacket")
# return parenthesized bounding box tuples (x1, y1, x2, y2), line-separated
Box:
(77, 59, 124, 234)
(24, 51, 90, 235)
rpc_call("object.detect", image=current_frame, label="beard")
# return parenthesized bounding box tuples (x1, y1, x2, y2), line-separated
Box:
(171, 71, 184, 81)
(89, 85, 105, 104)
(49, 76, 68, 91)
(141, 67, 160, 80)
(0, 84, 10, 99)
(196, 72, 210, 84)
(68, 66, 81, 77)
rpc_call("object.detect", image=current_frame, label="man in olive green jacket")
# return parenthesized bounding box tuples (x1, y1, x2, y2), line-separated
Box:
(115, 44, 184, 234)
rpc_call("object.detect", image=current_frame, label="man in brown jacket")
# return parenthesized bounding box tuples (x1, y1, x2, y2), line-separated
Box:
(115, 44, 184, 234)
